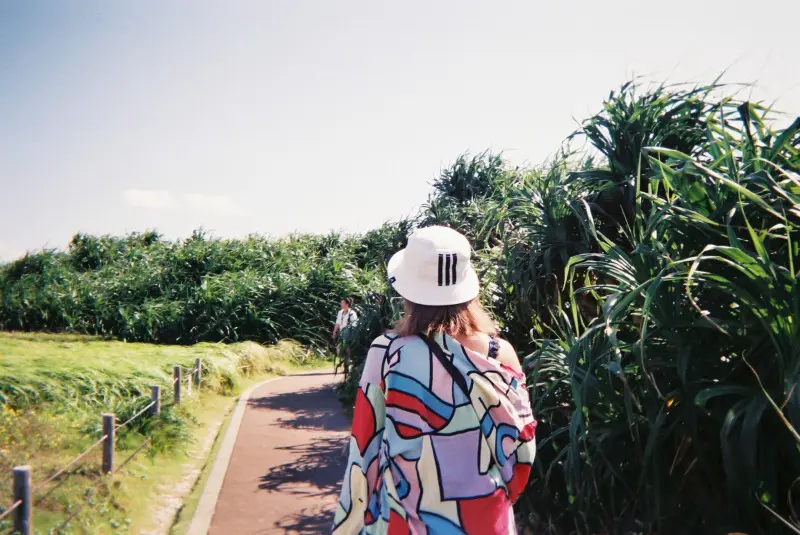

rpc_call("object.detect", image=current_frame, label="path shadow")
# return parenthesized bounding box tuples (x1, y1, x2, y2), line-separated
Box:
(258, 435, 346, 497)
(259, 434, 346, 532)
(247, 374, 350, 532)
(253, 386, 350, 535)
(269, 506, 335, 534)
(248, 383, 351, 432)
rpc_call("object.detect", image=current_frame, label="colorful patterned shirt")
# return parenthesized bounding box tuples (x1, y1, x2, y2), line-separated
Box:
(333, 332, 537, 534)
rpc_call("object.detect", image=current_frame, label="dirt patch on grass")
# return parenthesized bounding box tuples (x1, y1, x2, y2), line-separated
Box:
(140, 414, 226, 535)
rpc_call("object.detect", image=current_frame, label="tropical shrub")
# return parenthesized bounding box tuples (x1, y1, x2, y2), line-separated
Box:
(0, 224, 412, 348)
(517, 87, 800, 534)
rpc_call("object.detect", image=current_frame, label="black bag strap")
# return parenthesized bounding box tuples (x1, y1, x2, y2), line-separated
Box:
(418, 334, 470, 399)
(418, 334, 501, 474)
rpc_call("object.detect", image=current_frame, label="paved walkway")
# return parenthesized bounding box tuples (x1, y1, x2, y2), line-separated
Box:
(208, 372, 350, 534)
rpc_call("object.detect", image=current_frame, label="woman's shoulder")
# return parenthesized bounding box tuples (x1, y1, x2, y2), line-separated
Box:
(370, 331, 419, 348)
(369, 332, 430, 359)
(492, 338, 522, 375)
(362, 333, 423, 380)
(370, 331, 397, 348)
(456, 332, 523, 374)
(455, 332, 493, 354)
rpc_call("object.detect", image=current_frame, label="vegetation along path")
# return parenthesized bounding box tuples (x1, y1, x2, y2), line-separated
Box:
(207, 371, 349, 534)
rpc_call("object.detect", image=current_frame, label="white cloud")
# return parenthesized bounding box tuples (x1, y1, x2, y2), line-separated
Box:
(122, 189, 247, 217)
(184, 193, 243, 216)
(123, 189, 175, 210)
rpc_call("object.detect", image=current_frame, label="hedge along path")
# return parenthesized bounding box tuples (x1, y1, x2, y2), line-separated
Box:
(200, 371, 350, 534)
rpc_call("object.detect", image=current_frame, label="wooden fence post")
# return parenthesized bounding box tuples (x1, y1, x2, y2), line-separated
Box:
(13, 465, 32, 535)
(193, 358, 201, 387)
(102, 414, 115, 474)
(173, 366, 181, 405)
(150, 386, 161, 416)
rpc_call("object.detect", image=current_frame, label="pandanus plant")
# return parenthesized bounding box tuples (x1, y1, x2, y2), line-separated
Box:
(523, 89, 800, 533)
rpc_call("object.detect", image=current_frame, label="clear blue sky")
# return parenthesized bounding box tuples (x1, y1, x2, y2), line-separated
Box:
(1, 0, 798, 261)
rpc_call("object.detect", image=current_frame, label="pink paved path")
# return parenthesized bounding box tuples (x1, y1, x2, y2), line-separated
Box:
(209, 372, 350, 534)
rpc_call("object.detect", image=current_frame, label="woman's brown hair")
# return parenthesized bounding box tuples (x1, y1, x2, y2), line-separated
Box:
(394, 298, 498, 338)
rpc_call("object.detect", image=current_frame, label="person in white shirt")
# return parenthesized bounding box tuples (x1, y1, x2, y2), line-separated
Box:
(332, 297, 358, 377)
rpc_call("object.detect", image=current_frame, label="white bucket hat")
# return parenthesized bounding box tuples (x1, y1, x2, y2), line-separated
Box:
(387, 226, 479, 306)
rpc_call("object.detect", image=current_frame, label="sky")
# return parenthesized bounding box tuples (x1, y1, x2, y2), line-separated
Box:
(1, 0, 798, 261)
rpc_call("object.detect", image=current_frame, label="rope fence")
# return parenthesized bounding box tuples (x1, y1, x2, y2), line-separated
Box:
(0, 500, 22, 522)
(0, 358, 204, 534)
(116, 437, 152, 474)
(32, 435, 108, 506)
(52, 434, 153, 533)
(116, 401, 156, 431)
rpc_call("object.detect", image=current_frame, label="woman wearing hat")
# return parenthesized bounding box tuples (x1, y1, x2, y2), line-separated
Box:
(333, 226, 536, 534)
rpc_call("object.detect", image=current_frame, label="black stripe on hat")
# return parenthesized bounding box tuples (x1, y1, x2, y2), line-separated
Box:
(452, 253, 458, 284)
(438, 254, 443, 286)
(445, 254, 451, 286)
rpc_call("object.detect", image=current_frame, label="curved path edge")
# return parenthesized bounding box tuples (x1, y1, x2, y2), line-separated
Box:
(186, 376, 280, 535)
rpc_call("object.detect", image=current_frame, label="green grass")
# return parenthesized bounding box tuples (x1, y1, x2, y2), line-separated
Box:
(0, 332, 321, 407)
(0, 332, 326, 534)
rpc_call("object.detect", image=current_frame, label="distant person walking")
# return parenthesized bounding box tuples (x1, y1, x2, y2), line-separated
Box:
(333, 297, 358, 378)
(333, 226, 536, 534)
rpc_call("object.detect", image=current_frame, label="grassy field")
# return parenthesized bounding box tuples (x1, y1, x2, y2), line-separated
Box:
(0, 332, 326, 534)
